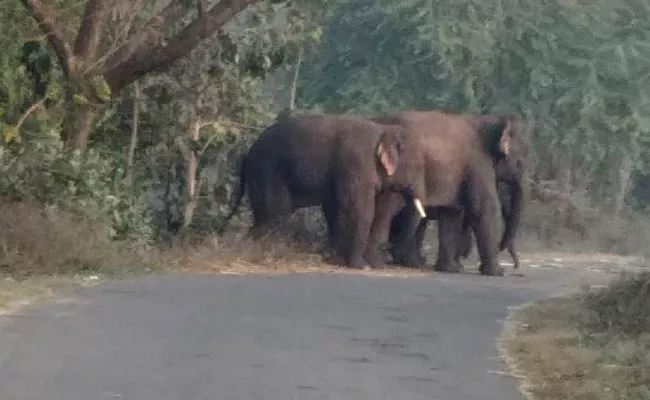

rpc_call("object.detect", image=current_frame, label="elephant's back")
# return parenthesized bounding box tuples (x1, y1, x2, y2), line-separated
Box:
(245, 115, 345, 205)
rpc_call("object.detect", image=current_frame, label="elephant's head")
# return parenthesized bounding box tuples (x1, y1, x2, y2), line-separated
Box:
(474, 115, 529, 251)
(375, 126, 427, 221)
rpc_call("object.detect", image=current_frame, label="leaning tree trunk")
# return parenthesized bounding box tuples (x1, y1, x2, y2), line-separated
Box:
(613, 153, 632, 215)
(62, 102, 97, 151)
(181, 119, 202, 230)
(124, 81, 141, 183)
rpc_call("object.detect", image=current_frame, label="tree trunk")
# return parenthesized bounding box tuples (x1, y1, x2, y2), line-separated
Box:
(288, 47, 303, 112)
(62, 103, 96, 151)
(613, 154, 632, 215)
(182, 119, 202, 230)
(124, 81, 140, 183)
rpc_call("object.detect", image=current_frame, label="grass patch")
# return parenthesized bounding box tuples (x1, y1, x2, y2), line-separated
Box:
(501, 272, 650, 400)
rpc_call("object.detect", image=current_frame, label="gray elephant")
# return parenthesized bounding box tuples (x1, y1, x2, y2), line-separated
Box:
(366, 110, 529, 276)
(219, 114, 428, 269)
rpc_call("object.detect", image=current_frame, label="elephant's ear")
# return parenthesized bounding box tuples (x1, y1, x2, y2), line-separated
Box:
(377, 142, 397, 176)
(499, 121, 512, 156)
(377, 128, 404, 176)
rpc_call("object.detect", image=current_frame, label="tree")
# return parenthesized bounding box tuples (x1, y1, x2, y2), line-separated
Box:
(20, 0, 326, 150)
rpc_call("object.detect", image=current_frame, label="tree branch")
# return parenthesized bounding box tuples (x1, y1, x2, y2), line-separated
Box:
(103, 1, 189, 72)
(73, 0, 110, 63)
(21, 0, 73, 76)
(103, 0, 260, 93)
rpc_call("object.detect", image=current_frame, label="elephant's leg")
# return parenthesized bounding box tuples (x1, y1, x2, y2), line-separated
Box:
(456, 213, 473, 260)
(333, 182, 375, 269)
(320, 198, 340, 264)
(433, 210, 464, 273)
(507, 239, 520, 269)
(247, 179, 294, 239)
(364, 192, 404, 267)
(466, 179, 503, 276)
(401, 217, 428, 267)
(456, 228, 473, 260)
(386, 205, 427, 267)
(387, 206, 409, 264)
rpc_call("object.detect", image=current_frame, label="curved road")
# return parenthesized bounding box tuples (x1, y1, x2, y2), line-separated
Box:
(0, 264, 625, 400)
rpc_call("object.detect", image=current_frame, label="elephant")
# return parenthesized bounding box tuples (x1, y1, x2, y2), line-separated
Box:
(366, 110, 529, 276)
(388, 177, 522, 270)
(219, 114, 428, 269)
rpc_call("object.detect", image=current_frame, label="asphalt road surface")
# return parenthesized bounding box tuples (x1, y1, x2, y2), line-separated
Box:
(0, 267, 621, 400)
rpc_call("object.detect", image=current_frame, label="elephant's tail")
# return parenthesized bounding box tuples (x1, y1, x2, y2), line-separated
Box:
(216, 154, 247, 235)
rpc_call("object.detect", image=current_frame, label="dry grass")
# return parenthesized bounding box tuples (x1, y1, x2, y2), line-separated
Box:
(500, 272, 650, 400)
(173, 230, 432, 278)
(0, 199, 163, 278)
(0, 199, 167, 312)
(0, 275, 102, 313)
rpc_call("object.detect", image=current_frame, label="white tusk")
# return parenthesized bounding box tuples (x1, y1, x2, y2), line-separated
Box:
(414, 198, 427, 219)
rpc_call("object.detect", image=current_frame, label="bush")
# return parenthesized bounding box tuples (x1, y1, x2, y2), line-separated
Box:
(0, 140, 154, 242)
(0, 199, 158, 277)
(581, 272, 650, 337)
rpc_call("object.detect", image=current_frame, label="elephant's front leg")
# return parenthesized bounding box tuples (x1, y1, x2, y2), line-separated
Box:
(391, 214, 428, 267)
(466, 176, 504, 276)
(455, 212, 473, 260)
(333, 182, 375, 269)
(433, 209, 464, 273)
(364, 192, 404, 268)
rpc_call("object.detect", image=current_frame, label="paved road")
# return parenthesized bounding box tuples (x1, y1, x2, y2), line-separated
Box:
(0, 271, 590, 400)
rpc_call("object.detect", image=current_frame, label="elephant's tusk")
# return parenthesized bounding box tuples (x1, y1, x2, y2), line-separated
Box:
(414, 198, 427, 219)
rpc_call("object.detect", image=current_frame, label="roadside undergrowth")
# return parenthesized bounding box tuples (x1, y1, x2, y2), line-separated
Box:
(500, 271, 650, 400)
(0, 199, 165, 312)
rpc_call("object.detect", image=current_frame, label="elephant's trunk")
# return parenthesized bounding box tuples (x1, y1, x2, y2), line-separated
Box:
(499, 177, 526, 251)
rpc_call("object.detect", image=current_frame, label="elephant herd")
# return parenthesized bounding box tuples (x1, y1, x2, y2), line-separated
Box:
(220, 109, 529, 276)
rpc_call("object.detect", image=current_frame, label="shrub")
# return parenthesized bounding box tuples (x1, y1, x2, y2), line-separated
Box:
(0, 139, 154, 242)
(581, 271, 650, 337)
(0, 199, 157, 277)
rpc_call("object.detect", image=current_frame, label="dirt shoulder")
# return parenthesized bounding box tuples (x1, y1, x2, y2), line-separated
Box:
(499, 255, 649, 400)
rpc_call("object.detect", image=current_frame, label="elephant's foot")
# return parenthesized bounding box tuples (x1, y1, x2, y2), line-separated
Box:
(433, 260, 464, 273)
(347, 253, 372, 270)
(399, 253, 425, 268)
(388, 247, 425, 268)
(363, 248, 389, 269)
(479, 263, 505, 276)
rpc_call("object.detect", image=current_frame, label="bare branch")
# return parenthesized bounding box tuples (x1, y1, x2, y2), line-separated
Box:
(103, 0, 261, 93)
(15, 98, 45, 130)
(103, 1, 190, 71)
(73, 0, 110, 63)
(20, 0, 73, 75)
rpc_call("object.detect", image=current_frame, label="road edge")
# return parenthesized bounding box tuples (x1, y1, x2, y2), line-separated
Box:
(497, 301, 539, 400)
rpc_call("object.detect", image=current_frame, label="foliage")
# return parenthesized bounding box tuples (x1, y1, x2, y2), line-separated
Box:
(0, 139, 154, 242)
